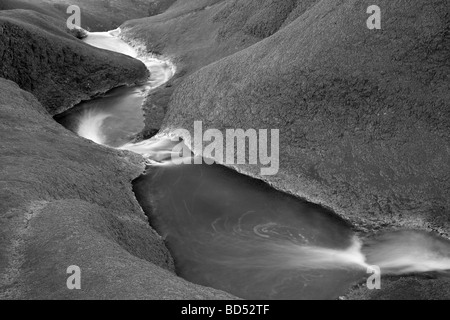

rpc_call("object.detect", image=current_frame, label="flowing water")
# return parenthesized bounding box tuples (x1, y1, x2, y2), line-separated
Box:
(133, 159, 368, 299)
(55, 29, 174, 148)
(55, 30, 450, 300)
(131, 145, 450, 299)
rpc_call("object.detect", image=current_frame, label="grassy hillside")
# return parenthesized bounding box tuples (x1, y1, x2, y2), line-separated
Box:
(122, 0, 450, 235)
(0, 9, 149, 114)
(124, 0, 450, 299)
(0, 0, 177, 30)
(1, 0, 448, 300)
(163, 0, 450, 234)
(0, 3, 235, 299)
(0, 77, 236, 299)
(163, 0, 450, 231)
(121, 0, 321, 135)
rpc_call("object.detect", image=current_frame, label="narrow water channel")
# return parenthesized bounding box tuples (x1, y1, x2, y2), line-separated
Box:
(55, 29, 450, 300)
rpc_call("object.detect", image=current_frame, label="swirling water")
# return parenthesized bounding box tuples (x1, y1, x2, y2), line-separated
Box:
(56, 30, 450, 300)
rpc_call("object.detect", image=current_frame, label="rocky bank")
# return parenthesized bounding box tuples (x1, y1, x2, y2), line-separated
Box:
(1, 0, 449, 300)
(123, 0, 450, 236)
(0, 9, 149, 115)
(122, 0, 450, 299)
(0, 0, 177, 31)
(0, 8, 235, 299)
(0, 78, 235, 299)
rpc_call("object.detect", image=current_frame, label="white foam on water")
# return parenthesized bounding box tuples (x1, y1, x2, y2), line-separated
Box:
(74, 29, 450, 282)
(375, 253, 450, 274)
(76, 109, 111, 145)
(83, 28, 175, 90)
(211, 235, 369, 271)
(363, 231, 450, 274)
(284, 237, 369, 270)
(83, 29, 138, 57)
(74, 29, 175, 148)
(282, 231, 450, 275)
(119, 136, 185, 164)
(143, 58, 175, 89)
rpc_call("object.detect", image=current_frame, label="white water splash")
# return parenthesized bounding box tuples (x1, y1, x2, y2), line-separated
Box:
(73, 29, 175, 147)
(284, 237, 369, 270)
(83, 29, 138, 57)
(363, 231, 450, 274)
(72, 29, 450, 282)
(76, 110, 111, 145)
(203, 221, 450, 275)
(83, 28, 176, 90)
(119, 136, 189, 164)
(143, 58, 175, 89)
(121, 136, 450, 277)
(206, 233, 369, 272)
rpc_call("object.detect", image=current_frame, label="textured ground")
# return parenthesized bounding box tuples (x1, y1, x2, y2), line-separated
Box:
(0, 77, 235, 300)
(0, 0, 177, 31)
(121, 0, 312, 135)
(345, 275, 450, 300)
(123, 0, 450, 300)
(0, 7, 235, 299)
(124, 0, 450, 237)
(0, 10, 150, 115)
(1, 0, 449, 300)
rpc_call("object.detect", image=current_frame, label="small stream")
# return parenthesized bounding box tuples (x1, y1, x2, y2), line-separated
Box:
(55, 30, 450, 300)
(55, 29, 174, 148)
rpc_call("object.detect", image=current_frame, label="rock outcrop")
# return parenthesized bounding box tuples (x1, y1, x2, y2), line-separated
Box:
(0, 9, 149, 115)
(0, 77, 235, 299)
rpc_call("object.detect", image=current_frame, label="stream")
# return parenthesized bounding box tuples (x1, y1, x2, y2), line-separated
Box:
(55, 29, 174, 148)
(55, 29, 450, 300)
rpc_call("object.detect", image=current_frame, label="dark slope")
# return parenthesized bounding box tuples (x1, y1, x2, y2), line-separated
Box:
(123, 0, 321, 72)
(0, 9, 149, 115)
(123, 0, 305, 72)
(135, 0, 450, 234)
(127, 1, 450, 299)
(0, 78, 236, 299)
(0, 0, 177, 31)
(345, 276, 450, 300)
(0, 0, 63, 20)
(0, 5, 235, 299)
(121, 0, 320, 134)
